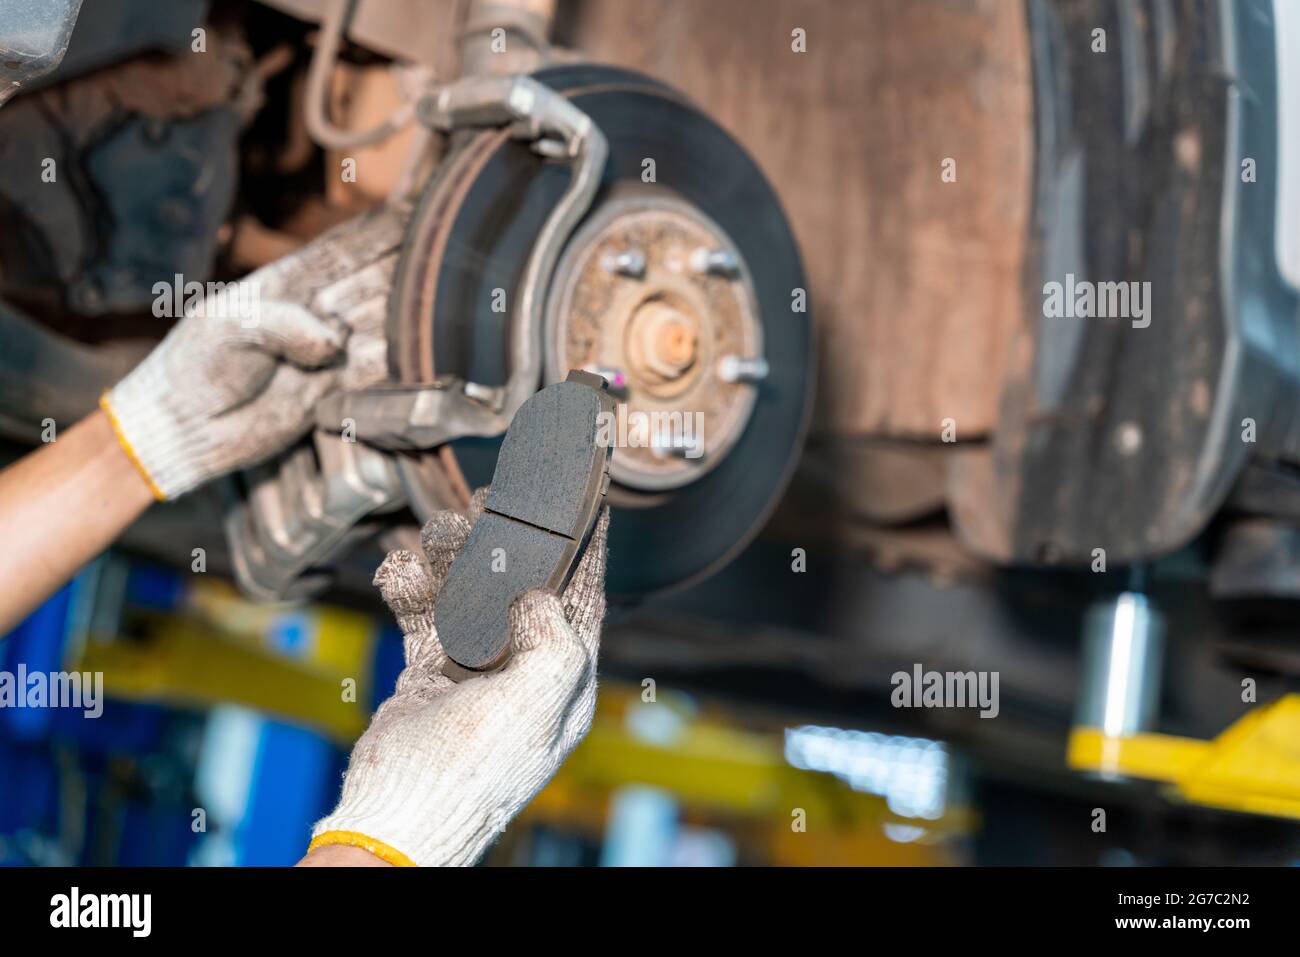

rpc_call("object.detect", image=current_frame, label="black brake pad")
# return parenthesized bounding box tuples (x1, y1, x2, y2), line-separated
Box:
(435, 370, 614, 680)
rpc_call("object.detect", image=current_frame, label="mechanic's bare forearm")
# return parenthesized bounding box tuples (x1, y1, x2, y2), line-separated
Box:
(295, 846, 393, 867)
(0, 410, 154, 633)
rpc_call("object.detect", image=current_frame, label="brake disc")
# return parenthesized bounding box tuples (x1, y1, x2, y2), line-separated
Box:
(390, 64, 813, 600)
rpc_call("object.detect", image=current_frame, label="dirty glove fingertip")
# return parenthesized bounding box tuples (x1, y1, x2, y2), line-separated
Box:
(419, 510, 472, 585)
(248, 302, 349, 368)
(466, 485, 491, 525)
(373, 549, 435, 618)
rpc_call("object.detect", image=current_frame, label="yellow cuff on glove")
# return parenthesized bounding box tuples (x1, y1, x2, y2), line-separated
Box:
(100, 393, 167, 502)
(306, 830, 417, 867)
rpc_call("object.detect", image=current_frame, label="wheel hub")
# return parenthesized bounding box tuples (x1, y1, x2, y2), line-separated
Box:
(545, 190, 763, 492)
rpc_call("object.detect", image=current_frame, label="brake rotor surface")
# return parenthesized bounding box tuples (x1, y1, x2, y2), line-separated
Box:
(389, 65, 813, 600)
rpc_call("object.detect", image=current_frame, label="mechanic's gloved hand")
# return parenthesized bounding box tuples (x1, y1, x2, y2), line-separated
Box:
(100, 207, 406, 500)
(310, 490, 609, 867)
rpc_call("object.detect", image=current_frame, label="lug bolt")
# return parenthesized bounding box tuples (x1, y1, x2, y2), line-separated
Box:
(603, 249, 646, 279)
(652, 438, 703, 461)
(690, 247, 740, 277)
(717, 355, 769, 384)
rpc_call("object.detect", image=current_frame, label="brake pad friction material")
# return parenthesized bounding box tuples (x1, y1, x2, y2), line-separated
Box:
(485, 382, 604, 538)
(436, 371, 613, 679)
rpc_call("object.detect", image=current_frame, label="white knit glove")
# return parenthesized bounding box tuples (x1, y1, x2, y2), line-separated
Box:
(101, 207, 406, 500)
(310, 490, 609, 867)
